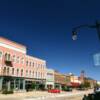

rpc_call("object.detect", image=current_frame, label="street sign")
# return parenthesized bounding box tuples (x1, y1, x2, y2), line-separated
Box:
(93, 53, 100, 66)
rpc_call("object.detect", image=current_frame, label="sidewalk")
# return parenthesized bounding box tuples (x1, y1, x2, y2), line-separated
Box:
(0, 89, 93, 100)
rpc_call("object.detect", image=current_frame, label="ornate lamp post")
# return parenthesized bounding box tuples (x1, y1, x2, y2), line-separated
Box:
(72, 20, 100, 40)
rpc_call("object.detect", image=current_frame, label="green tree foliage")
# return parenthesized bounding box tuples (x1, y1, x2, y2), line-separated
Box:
(84, 81, 91, 88)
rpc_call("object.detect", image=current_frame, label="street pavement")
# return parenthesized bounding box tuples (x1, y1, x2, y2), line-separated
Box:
(0, 89, 93, 100)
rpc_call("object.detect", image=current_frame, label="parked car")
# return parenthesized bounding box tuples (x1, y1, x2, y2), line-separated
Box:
(48, 89, 60, 93)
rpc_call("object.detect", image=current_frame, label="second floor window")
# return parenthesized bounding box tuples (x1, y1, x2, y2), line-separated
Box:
(7, 67, 9, 74)
(32, 62, 34, 67)
(26, 61, 28, 66)
(17, 69, 19, 76)
(21, 58, 24, 64)
(5, 53, 11, 61)
(0, 51, 2, 58)
(30, 70, 31, 76)
(16, 57, 20, 63)
(3, 67, 6, 74)
(12, 68, 14, 75)
(41, 72, 42, 78)
(38, 72, 40, 78)
(30, 62, 31, 67)
(26, 70, 28, 76)
(21, 69, 23, 76)
(38, 64, 40, 68)
(12, 55, 16, 62)
(36, 72, 37, 78)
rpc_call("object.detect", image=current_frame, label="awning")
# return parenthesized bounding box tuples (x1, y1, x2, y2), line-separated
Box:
(70, 82, 80, 87)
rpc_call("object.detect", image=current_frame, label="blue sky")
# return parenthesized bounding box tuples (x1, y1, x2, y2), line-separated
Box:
(0, 0, 100, 80)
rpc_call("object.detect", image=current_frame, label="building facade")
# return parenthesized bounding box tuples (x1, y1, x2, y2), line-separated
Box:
(84, 77, 97, 88)
(0, 37, 46, 91)
(54, 71, 67, 90)
(97, 81, 100, 86)
(66, 73, 81, 88)
(45, 69, 54, 90)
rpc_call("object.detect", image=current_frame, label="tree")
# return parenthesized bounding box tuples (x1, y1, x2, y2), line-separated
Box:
(39, 84, 45, 90)
(84, 81, 91, 88)
(31, 83, 36, 90)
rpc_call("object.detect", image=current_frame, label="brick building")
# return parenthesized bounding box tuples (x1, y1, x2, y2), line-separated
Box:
(54, 71, 67, 90)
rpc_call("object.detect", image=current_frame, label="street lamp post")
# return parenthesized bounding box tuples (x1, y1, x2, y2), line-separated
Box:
(72, 20, 100, 40)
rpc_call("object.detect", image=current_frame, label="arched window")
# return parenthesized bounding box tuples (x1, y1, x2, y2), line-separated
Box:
(21, 58, 24, 64)
(41, 64, 42, 70)
(38, 72, 40, 78)
(16, 56, 20, 63)
(12, 55, 16, 62)
(30, 62, 31, 67)
(3, 67, 6, 74)
(33, 62, 34, 67)
(26, 61, 28, 66)
(21, 69, 23, 76)
(30, 70, 31, 76)
(5, 53, 11, 61)
(12, 68, 14, 75)
(8, 54, 10, 61)
(17, 69, 19, 76)
(41, 72, 42, 78)
(0, 51, 2, 58)
(26, 70, 28, 76)
(5, 53, 8, 60)
(7, 67, 9, 74)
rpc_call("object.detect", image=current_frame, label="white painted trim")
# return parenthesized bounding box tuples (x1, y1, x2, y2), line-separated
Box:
(0, 42, 26, 53)
(26, 55, 46, 62)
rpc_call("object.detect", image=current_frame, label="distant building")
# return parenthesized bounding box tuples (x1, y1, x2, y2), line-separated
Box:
(54, 71, 67, 90)
(67, 73, 81, 88)
(97, 81, 100, 86)
(45, 69, 54, 89)
(79, 70, 85, 84)
(79, 71, 97, 88)
(84, 77, 97, 88)
(0, 37, 47, 91)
